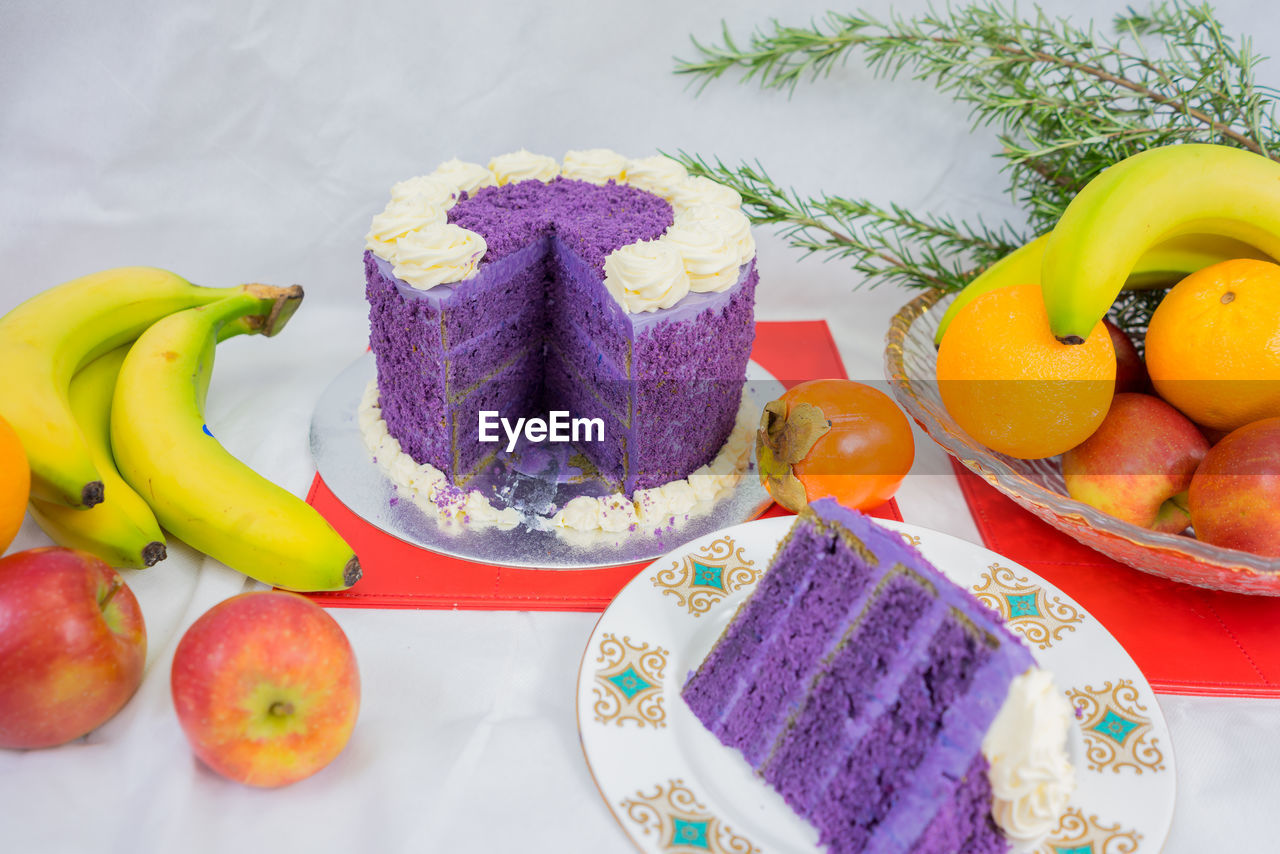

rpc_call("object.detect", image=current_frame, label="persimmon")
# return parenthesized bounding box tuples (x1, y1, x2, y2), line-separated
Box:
(756, 379, 914, 513)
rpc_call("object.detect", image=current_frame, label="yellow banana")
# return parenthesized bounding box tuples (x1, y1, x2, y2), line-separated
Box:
(27, 345, 167, 568)
(1041, 143, 1280, 343)
(933, 230, 1273, 344)
(110, 287, 361, 592)
(0, 268, 266, 508)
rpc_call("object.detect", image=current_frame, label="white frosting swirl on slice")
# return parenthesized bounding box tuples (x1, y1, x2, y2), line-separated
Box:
(488, 149, 559, 185)
(624, 155, 689, 197)
(982, 668, 1076, 845)
(391, 223, 487, 289)
(364, 196, 449, 260)
(430, 158, 498, 196)
(561, 148, 628, 185)
(661, 221, 741, 293)
(389, 174, 461, 209)
(603, 239, 691, 313)
(669, 175, 743, 212)
(676, 203, 755, 266)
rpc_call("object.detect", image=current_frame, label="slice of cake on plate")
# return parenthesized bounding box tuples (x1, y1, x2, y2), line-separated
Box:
(681, 497, 1074, 853)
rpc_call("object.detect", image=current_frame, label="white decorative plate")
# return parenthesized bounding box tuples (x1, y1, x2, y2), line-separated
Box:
(576, 516, 1176, 853)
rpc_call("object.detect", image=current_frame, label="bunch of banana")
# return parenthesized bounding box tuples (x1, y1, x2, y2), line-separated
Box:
(0, 267, 360, 591)
(1040, 143, 1280, 343)
(110, 291, 361, 592)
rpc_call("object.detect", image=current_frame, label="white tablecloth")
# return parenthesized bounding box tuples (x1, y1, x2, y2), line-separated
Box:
(2, 1, 1278, 851)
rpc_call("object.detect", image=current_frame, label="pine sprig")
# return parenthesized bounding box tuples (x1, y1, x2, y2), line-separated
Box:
(674, 1, 1280, 305)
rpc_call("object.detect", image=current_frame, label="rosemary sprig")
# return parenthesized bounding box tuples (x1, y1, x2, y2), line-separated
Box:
(667, 151, 1021, 291)
(673, 1, 1280, 308)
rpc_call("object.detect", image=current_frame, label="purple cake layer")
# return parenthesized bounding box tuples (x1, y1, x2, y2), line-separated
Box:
(680, 499, 1035, 854)
(681, 520, 838, 728)
(366, 175, 757, 492)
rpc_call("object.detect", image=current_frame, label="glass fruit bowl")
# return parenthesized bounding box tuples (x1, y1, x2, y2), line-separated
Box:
(884, 288, 1280, 596)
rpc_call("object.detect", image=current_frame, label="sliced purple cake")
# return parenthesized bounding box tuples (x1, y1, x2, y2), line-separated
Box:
(681, 498, 1074, 853)
(363, 149, 757, 499)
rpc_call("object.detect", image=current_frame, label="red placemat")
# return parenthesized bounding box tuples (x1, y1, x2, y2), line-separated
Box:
(951, 458, 1280, 698)
(304, 321, 901, 611)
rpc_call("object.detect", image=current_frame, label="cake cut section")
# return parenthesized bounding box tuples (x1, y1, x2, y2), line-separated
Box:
(681, 499, 1060, 853)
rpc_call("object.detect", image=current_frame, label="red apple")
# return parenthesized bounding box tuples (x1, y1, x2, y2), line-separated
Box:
(1188, 417, 1280, 556)
(1103, 318, 1150, 394)
(0, 547, 146, 749)
(170, 590, 359, 787)
(1062, 393, 1210, 532)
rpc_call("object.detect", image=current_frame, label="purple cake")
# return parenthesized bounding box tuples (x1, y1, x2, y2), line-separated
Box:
(681, 499, 1073, 853)
(364, 150, 757, 497)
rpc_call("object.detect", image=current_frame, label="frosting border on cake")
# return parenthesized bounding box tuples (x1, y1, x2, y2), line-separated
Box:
(364, 149, 755, 315)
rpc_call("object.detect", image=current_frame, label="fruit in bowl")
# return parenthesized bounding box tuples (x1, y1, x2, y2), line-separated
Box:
(1061, 393, 1209, 534)
(170, 590, 360, 787)
(1188, 418, 1280, 557)
(1145, 258, 1280, 433)
(1104, 319, 1150, 395)
(0, 414, 29, 554)
(936, 283, 1115, 460)
(0, 547, 146, 749)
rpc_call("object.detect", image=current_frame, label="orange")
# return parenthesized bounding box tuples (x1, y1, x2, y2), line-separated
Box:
(0, 415, 30, 553)
(1145, 258, 1280, 432)
(936, 283, 1115, 459)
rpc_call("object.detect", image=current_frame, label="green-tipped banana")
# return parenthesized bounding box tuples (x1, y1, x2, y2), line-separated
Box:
(934, 230, 1273, 344)
(28, 345, 167, 568)
(110, 287, 361, 592)
(1042, 143, 1280, 343)
(0, 268, 278, 508)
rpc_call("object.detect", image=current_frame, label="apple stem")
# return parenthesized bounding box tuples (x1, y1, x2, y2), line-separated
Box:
(98, 579, 122, 611)
(269, 701, 294, 717)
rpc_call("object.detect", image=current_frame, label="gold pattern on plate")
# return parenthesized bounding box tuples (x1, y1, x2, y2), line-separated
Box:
(972, 562, 1084, 649)
(1033, 807, 1144, 853)
(621, 778, 759, 853)
(591, 633, 668, 729)
(900, 533, 923, 547)
(1068, 679, 1165, 774)
(650, 535, 760, 617)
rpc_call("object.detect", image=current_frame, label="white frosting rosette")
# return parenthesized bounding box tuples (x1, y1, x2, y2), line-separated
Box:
(675, 203, 755, 267)
(624, 155, 689, 197)
(669, 175, 743, 212)
(429, 158, 497, 196)
(561, 148, 628, 185)
(389, 174, 462, 209)
(391, 223, 487, 289)
(661, 220, 741, 293)
(364, 196, 449, 258)
(488, 149, 560, 185)
(982, 668, 1077, 845)
(603, 239, 692, 313)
